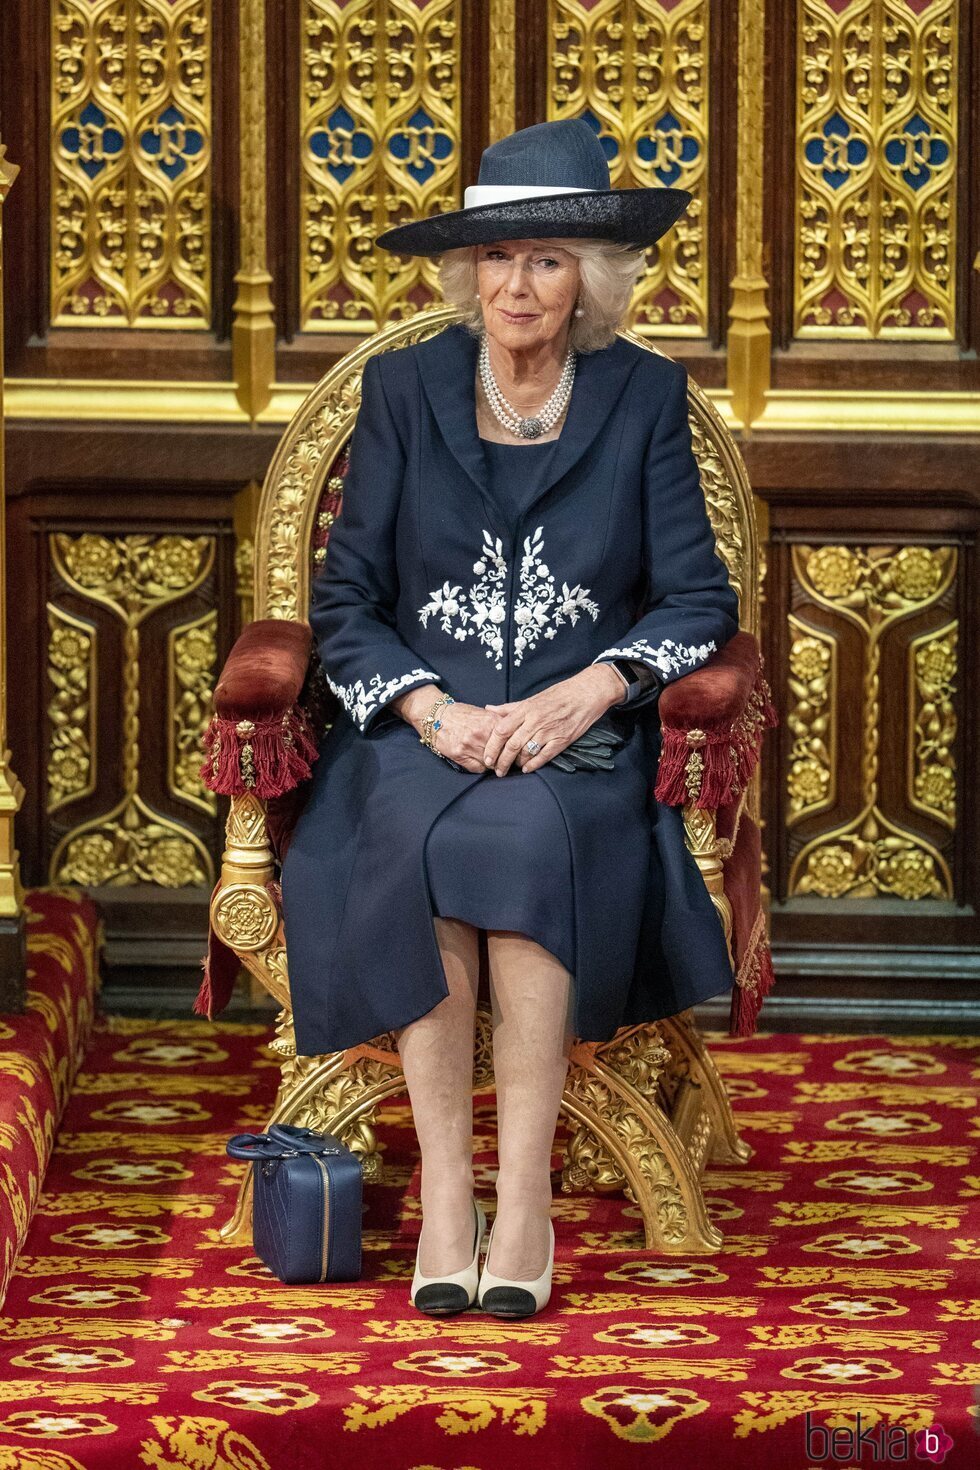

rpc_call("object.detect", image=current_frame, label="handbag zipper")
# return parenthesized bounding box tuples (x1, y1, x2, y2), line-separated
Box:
(310, 1153, 333, 1281)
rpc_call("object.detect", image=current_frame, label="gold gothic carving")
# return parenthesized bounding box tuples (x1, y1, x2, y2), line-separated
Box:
(232, 0, 274, 418)
(48, 533, 216, 888)
(728, 0, 771, 429)
(786, 616, 837, 824)
(51, 0, 212, 327)
(548, 0, 709, 335)
(168, 609, 218, 815)
(46, 605, 97, 814)
(488, 0, 516, 142)
(908, 621, 956, 828)
(789, 543, 956, 900)
(300, 0, 462, 332)
(795, 0, 957, 338)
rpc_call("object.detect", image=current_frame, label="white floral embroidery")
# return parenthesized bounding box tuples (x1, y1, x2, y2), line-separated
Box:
(325, 667, 440, 733)
(417, 529, 508, 669)
(417, 525, 599, 669)
(513, 525, 600, 665)
(593, 637, 717, 680)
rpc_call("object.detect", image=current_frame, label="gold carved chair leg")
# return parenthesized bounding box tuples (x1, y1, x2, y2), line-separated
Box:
(221, 1016, 727, 1255)
(219, 1020, 733, 1258)
(561, 1028, 723, 1254)
(659, 1010, 753, 1169)
(668, 798, 754, 1166)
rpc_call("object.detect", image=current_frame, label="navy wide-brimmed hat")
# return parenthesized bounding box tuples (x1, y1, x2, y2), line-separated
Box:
(375, 118, 691, 257)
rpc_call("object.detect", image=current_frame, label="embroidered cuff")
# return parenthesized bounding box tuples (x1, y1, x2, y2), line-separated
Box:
(324, 667, 442, 734)
(593, 637, 717, 683)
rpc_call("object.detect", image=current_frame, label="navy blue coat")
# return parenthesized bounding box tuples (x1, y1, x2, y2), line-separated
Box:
(281, 321, 741, 1057)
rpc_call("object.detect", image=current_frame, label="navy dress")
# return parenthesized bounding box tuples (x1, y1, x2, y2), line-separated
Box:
(426, 437, 575, 975)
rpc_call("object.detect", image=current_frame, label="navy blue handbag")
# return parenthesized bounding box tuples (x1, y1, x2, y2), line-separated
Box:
(226, 1122, 363, 1283)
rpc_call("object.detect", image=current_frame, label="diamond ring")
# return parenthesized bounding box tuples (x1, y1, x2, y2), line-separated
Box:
(525, 739, 541, 756)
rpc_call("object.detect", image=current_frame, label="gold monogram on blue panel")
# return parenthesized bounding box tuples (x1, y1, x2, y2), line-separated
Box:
(635, 110, 700, 189)
(51, 0, 212, 328)
(301, 0, 462, 332)
(795, 0, 957, 339)
(548, 2, 708, 336)
(309, 106, 374, 186)
(140, 103, 206, 182)
(389, 108, 455, 187)
(60, 102, 125, 181)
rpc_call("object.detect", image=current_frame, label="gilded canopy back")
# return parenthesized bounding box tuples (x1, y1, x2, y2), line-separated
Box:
(254, 306, 760, 636)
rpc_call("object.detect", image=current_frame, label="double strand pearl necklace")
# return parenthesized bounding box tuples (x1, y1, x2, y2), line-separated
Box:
(478, 332, 576, 440)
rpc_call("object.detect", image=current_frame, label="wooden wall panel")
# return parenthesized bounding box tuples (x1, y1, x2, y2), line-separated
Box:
(271, 0, 490, 382)
(7, 479, 245, 990)
(792, 0, 958, 342)
(755, 472, 979, 1019)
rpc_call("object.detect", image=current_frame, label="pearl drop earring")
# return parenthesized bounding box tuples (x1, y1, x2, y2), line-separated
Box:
(574, 304, 583, 317)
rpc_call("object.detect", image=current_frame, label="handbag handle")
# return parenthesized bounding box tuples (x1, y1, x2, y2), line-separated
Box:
(226, 1133, 289, 1161)
(225, 1126, 345, 1161)
(268, 1122, 345, 1152)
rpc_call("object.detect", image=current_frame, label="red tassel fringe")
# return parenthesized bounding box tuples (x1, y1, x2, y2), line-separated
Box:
(192, 957, 213, 1018)
(199, 706, 320, 799)
(193, 894, 243, 1020)
(729, 929, 776, 1038)
(654, 662, 779, 810)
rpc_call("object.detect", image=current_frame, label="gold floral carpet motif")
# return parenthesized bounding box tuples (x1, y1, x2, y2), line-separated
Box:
(0, 1016, 978, 1467)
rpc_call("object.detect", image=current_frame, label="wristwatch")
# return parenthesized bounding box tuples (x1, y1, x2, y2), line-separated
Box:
(610, 658, 659, 705)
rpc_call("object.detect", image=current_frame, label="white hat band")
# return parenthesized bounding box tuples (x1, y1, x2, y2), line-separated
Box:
(463, 184, 593, 210)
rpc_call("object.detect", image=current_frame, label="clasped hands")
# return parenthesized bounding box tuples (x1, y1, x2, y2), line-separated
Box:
(397, 665, 626, 776)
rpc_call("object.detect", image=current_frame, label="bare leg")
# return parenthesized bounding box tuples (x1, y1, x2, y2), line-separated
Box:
(394, 916, 481, 1276)
(485, 929, 575, 1279)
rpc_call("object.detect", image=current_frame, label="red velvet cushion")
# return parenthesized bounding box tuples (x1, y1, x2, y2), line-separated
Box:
(214, 619, 313, 722)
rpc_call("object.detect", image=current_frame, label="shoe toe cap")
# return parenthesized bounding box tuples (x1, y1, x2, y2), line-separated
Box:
(413, 1282, 472, 1315)
(479, 1285, 540, 1317)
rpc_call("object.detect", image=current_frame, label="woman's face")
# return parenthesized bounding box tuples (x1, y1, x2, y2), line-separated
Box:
(475, 239, 580, 355)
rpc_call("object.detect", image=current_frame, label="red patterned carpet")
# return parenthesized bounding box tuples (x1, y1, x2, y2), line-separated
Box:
(0, 1016, 978, 1468)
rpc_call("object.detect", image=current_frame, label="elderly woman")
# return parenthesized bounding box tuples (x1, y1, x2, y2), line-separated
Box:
(280, 119, 740, 1320)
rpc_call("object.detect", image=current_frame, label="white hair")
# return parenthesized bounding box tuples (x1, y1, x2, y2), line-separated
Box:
(436, 237, 648, 352)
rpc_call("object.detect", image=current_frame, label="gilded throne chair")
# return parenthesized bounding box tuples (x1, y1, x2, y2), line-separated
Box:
(197, 307, 778, 1254)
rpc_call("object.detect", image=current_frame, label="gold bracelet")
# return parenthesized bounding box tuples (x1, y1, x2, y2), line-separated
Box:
(420, 693, 455, 758)
(421, 694, 453, 756)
